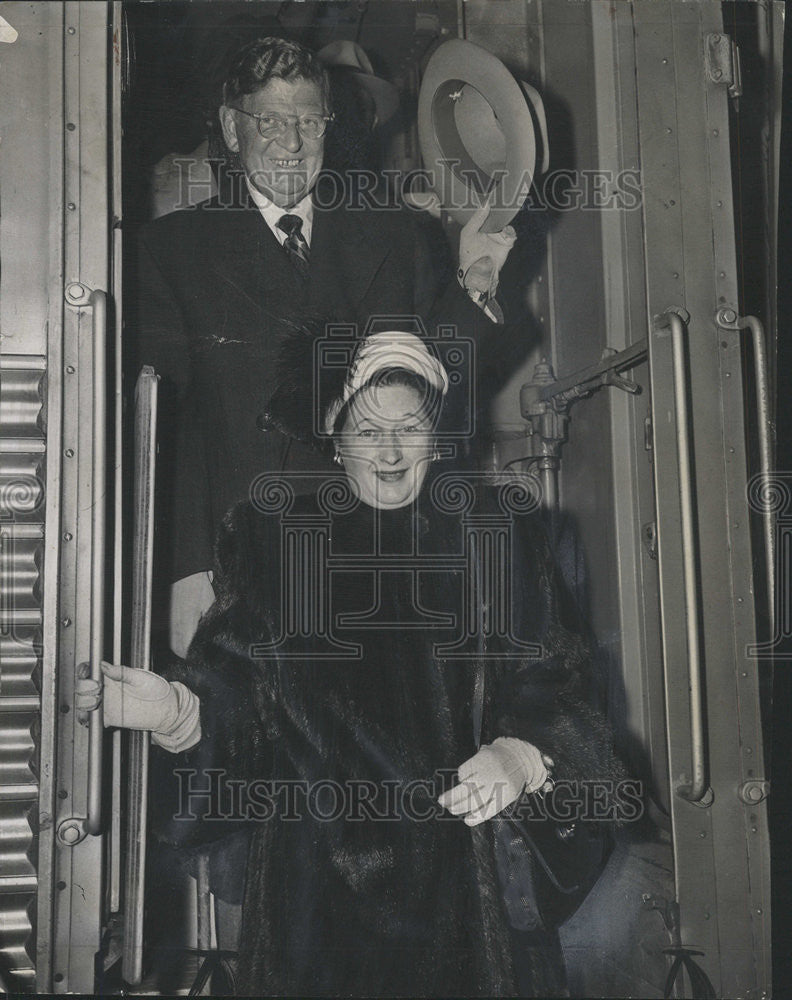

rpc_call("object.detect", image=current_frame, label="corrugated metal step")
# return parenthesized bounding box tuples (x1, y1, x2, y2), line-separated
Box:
(0, 893, 36, 989)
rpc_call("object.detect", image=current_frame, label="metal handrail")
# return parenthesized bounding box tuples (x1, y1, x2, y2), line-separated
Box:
(657, 311, 708, 803)
(86, 289, 107, 836)
(742, 316, 775, 639)
(715, 309, 775, 646)
(122, 366, 159, 984)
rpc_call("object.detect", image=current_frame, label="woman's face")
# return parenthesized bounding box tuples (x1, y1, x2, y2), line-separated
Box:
(337, 382, 436, 510)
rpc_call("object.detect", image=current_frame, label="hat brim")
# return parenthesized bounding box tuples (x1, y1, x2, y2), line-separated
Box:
(349, 70, 401, 125)
(417, 39, 536, 233)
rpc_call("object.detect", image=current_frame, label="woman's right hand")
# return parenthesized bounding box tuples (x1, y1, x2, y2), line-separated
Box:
(75, 661, 202, 752)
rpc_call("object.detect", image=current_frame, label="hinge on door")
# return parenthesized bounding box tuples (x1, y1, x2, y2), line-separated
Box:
(644, 413, 653, 452)
(705, 33, 742, 110)
(643, 522, 658, 561)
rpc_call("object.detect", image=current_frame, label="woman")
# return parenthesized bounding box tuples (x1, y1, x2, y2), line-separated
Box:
(86, 332, 625, 996)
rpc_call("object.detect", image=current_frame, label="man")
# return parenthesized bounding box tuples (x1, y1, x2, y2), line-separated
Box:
(134, 36, 517, 656)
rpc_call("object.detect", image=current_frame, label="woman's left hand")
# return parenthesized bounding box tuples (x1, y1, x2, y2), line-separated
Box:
(438, 737, 554, 826)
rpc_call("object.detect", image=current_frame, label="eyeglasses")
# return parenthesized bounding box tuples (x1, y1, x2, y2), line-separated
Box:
(230, 107, 334, 140)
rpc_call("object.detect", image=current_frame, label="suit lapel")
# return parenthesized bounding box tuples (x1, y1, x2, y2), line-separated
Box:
(209, 197, 303, 324)
(206, 175, 390, 329)
(309, 177, 390, 315)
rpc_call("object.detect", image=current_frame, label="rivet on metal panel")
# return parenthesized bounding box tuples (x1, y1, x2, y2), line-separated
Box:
(67, 26, 76, 34)
(699, 830, 706, 838)
(64, 281, 91, 307)
(672, 272, 679, 279)
(66, 365, 75, 374)
(57, 881, 66, 890)
(57, 818, 86, 846)
(738, 780, 769, 805)
(58, 789, 68, 799)
(63, 532, 73, 541)
(60, 703, 70, 713)
(64, 448, 74, 458)
(712, 129, 719, 137)
(61, 618, 71, 628)
(66, 122, 76, 132)
(716, 307, 738, 326)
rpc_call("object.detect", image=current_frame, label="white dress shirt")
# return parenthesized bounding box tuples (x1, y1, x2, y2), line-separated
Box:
(245, 178, 314, 247)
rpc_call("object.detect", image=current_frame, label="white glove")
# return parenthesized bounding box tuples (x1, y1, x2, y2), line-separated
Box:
(75, 661, 201, 753)
(457, 200, 517, 308)
(438, 737, 553, 827)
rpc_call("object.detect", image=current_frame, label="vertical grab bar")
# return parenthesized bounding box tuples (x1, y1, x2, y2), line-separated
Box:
(715, 310, 775, 641)
(86, 289, 108, 836)
(656, 311, 709, 803)
(745, 316, 775, 639)
(58, 283, 108, 848)
(122, 367, 159, 984)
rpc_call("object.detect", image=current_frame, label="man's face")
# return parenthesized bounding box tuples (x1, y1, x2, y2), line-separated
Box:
(221, 76, 326, 209)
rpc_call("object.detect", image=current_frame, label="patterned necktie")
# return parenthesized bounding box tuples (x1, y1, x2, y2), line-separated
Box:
(277, 214, 310, 277)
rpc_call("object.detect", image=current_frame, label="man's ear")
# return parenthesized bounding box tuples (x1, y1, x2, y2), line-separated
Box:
(219, 105, 240, 152)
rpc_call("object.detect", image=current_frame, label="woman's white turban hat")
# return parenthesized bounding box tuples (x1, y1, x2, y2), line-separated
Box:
(324, 331, 449, 435)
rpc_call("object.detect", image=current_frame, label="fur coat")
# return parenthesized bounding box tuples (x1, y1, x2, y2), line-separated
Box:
(151, 475, 627, 996)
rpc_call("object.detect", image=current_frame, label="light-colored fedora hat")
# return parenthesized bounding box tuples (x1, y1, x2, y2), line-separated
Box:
(417, 38, 547, 233)
(318, 40, 400, 125)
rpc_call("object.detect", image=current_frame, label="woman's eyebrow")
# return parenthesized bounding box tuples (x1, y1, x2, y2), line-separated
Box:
(351, 409, 426, 426)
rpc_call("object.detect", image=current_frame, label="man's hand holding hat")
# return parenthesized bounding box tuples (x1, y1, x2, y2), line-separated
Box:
(458, 200, 517, 324)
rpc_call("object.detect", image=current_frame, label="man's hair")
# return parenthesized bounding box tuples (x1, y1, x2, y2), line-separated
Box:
(223, 36, 331, 110)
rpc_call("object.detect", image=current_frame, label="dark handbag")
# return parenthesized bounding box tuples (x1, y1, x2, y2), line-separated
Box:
(473, 662, 613, 932)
